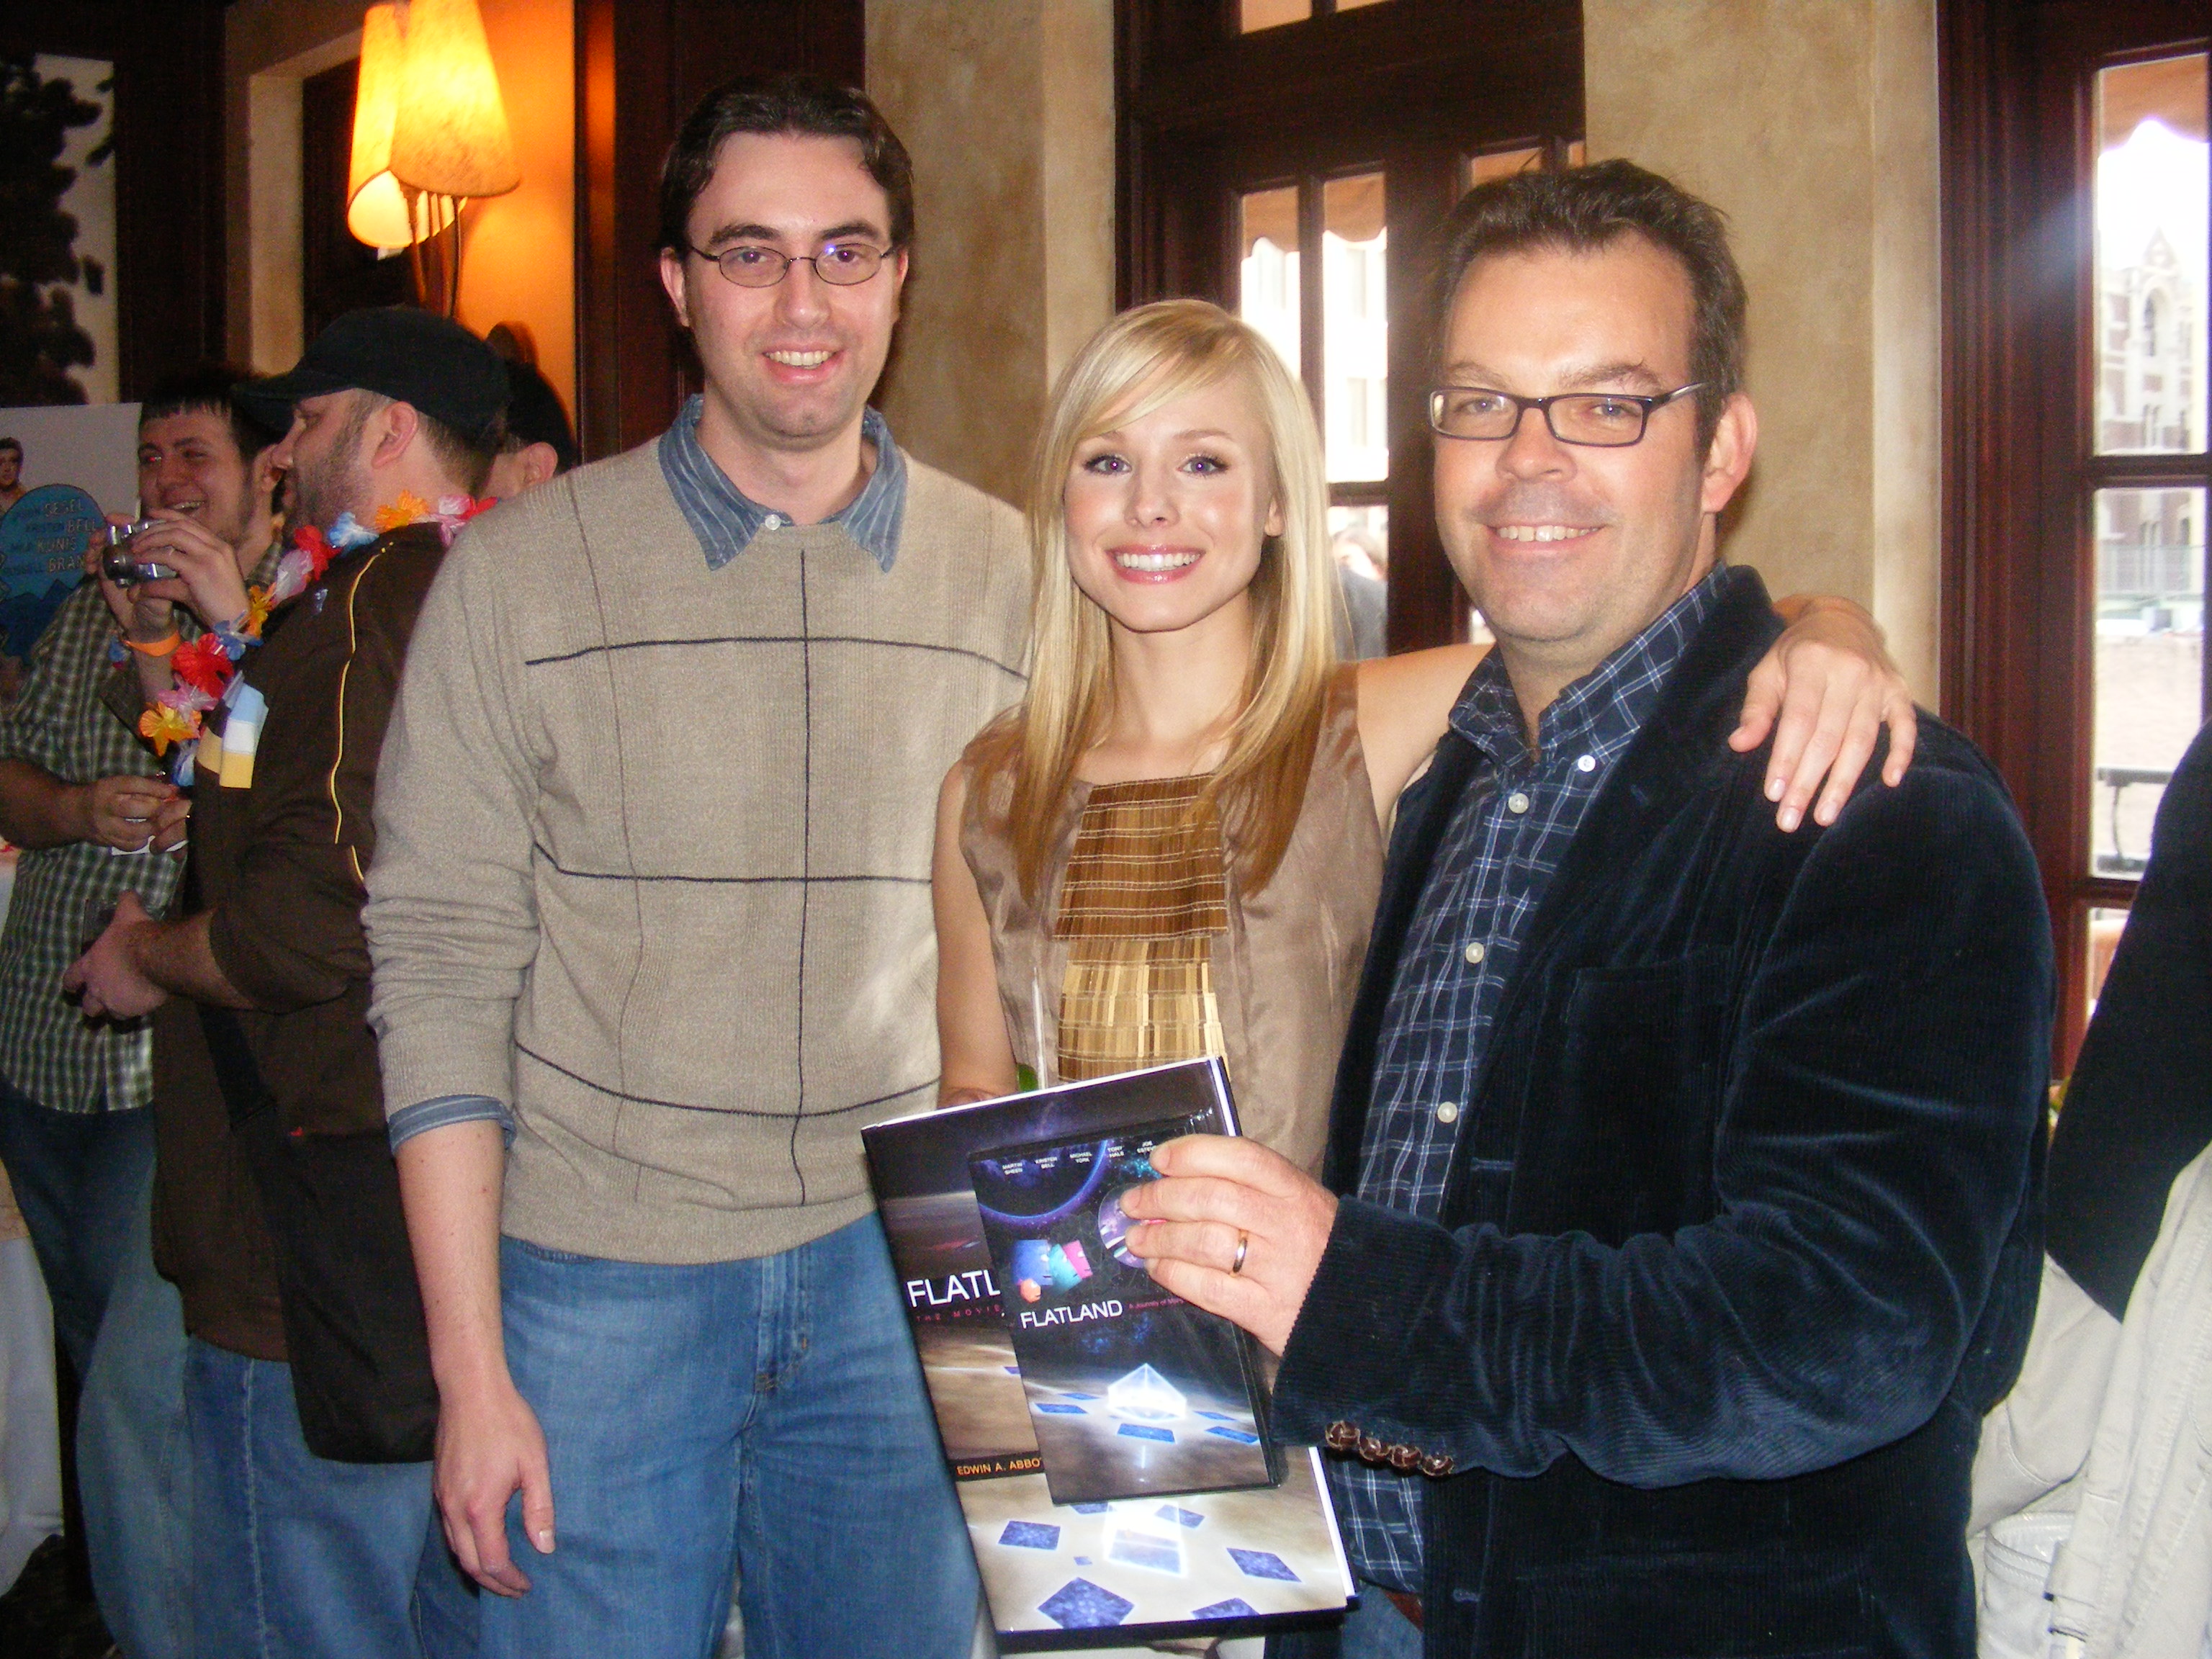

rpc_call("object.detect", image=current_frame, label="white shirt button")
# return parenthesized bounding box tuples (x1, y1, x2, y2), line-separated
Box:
(1463, 940, 1486, 966)
(1575, 754, 1597, 773)
(761, 513, 784, 529)
(1506, 791, 1531, 814)
(1436, 1102, 1460, 1125)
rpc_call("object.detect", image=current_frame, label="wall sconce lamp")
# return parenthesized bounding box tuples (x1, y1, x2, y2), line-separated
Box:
(345, 0, 520, 317)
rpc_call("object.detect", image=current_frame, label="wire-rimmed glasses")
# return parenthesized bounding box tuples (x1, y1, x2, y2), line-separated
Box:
(685, 240, 894, 289)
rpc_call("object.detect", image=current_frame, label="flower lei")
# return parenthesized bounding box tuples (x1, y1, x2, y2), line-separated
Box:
(138, 492, 495, 763)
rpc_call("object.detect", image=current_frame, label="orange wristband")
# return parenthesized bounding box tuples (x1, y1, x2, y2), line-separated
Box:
(124, 631, 181, 658)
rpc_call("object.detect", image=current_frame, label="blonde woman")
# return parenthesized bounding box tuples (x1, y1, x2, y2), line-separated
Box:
(934, 300, 1911, 1165)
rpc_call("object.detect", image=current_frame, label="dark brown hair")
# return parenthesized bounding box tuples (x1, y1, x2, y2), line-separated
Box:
(140, 364, 287, 460)
(1431, 160, 1746, 451)
(657, 73, 914, 256)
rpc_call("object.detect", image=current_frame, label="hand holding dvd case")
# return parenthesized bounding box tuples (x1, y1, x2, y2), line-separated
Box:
(863, 1058, 1353, 1649)
(972, 1118, 1282, 1506)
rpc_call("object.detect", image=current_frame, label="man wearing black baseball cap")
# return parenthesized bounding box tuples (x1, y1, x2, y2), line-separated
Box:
(68, 305, 505, 1657)
(242, 304, 509, 448)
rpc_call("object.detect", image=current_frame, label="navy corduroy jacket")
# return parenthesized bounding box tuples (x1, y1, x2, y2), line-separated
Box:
(1272, 567, 2053, 1659)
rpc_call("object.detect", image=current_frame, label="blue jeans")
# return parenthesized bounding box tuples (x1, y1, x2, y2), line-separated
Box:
(1338, 1584, 1424, 1659)
(0, 1084, 194, 1659)
(0, 1082, 155, 1375)
(185, 1339, 472, 1659)
(484, 1212, 977, 1659)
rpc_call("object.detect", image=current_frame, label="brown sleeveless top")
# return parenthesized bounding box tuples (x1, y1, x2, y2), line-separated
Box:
(959, 666, 1383, 1174)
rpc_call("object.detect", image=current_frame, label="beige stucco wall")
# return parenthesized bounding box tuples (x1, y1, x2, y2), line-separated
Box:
(867, 0, 1115, 509)
(1586, 0, 1943, 698)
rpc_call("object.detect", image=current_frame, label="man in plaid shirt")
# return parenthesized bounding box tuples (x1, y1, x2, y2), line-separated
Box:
(0, 367, 280, 1659)
(1128, 163, 2049, 1658)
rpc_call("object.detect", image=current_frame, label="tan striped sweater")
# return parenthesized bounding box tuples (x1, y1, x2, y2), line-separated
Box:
(365, 440, 1028, 1263)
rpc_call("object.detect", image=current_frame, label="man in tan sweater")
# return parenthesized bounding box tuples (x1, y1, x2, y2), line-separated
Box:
(365, 76, 1028, 1658)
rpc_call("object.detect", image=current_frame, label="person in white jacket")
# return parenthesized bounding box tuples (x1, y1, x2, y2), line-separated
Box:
(1973, 719, 2212, 1658)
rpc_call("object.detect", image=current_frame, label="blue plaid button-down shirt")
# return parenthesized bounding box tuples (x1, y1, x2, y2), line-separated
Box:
(1330, 567, 1728, 1593)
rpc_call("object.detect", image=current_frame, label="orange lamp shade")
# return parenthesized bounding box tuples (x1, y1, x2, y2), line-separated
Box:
(345, 4, 414, 248)
(389, 0, 521, 202)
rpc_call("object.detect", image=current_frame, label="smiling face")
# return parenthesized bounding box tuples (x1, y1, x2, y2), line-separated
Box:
(1061, 374, 1285, 647)
(138, 409, 256, 547)
(657, 132, 907, 460)
(1433, 233, 1753, 702)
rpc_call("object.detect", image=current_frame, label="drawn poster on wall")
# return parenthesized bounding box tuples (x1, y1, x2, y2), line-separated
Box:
(0, 53, 117, 406)
(0, 403, 139, 703)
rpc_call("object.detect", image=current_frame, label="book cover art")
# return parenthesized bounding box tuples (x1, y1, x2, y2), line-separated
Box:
(972, 1119, 1278, 1506)
(961, 1453, 1352, 1650)
(863, 1058, 1354, 1646)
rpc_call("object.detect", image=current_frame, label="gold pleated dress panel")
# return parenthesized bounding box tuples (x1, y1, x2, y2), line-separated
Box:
(960, 667, 1385, 1177)
(1052, 776, 1230, 1082)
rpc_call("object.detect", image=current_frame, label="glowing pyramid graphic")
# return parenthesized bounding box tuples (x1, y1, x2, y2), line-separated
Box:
(1107, 1363, 1187, 1423)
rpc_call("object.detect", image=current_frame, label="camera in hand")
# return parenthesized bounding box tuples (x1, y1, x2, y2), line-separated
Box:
(102, 521, 178, 585)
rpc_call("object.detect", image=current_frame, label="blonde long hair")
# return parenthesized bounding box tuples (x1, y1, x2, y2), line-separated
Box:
(977, 299, 1340, 903)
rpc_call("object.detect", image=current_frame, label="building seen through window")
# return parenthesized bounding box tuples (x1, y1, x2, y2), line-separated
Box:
(2089, 51, 2207, 899)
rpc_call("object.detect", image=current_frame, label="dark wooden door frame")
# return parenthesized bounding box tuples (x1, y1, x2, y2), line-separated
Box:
(1117, 0, 1583, 654)
(1940, 0, 2209, 1068)
(572, 0, 864, 461)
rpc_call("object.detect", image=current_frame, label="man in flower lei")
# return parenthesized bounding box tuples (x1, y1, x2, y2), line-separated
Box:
(64, 306, 509, 1656)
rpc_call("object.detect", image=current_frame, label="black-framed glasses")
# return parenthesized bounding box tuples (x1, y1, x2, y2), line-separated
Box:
(685, 240, 894, 289)
(1427, 382, 1706, 447)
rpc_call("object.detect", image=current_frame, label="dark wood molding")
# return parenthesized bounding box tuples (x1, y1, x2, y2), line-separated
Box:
(300, 59, 411, 341)
(0, 0, 227, 399)
(572, 0, 864, 462)
(1379, 141, 1465, 655)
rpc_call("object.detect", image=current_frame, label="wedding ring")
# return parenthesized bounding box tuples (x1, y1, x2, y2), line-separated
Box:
(1231, 1230, 1249, 1275)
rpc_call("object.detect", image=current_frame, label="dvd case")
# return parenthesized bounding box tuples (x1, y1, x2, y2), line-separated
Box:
(972, 1116, 1281, 1505)
(864, 1058, 1353, 1649)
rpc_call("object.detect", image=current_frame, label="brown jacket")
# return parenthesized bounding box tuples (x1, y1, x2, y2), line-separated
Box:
(143, 523, 446, 1359)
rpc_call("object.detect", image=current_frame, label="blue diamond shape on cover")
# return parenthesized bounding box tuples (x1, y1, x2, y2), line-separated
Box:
(1228, 1548, 1300, 1582)
(1039, 1578, 1136, 1628)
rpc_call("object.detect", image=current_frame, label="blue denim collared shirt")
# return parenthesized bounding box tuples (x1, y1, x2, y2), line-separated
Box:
(658, 393, 907, 572)
(1331, 565, 1729, 1592)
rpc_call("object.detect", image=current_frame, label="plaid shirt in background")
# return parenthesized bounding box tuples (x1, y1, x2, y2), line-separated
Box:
(1330, 567, 1728, 1593)
(0, 580, 182, 1112)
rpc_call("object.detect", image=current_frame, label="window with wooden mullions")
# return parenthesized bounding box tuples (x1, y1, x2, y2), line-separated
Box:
(1234, 173, 1393, 657)
(1120, 0, 1583, 655)
(1943, 1, 2208, 1068)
